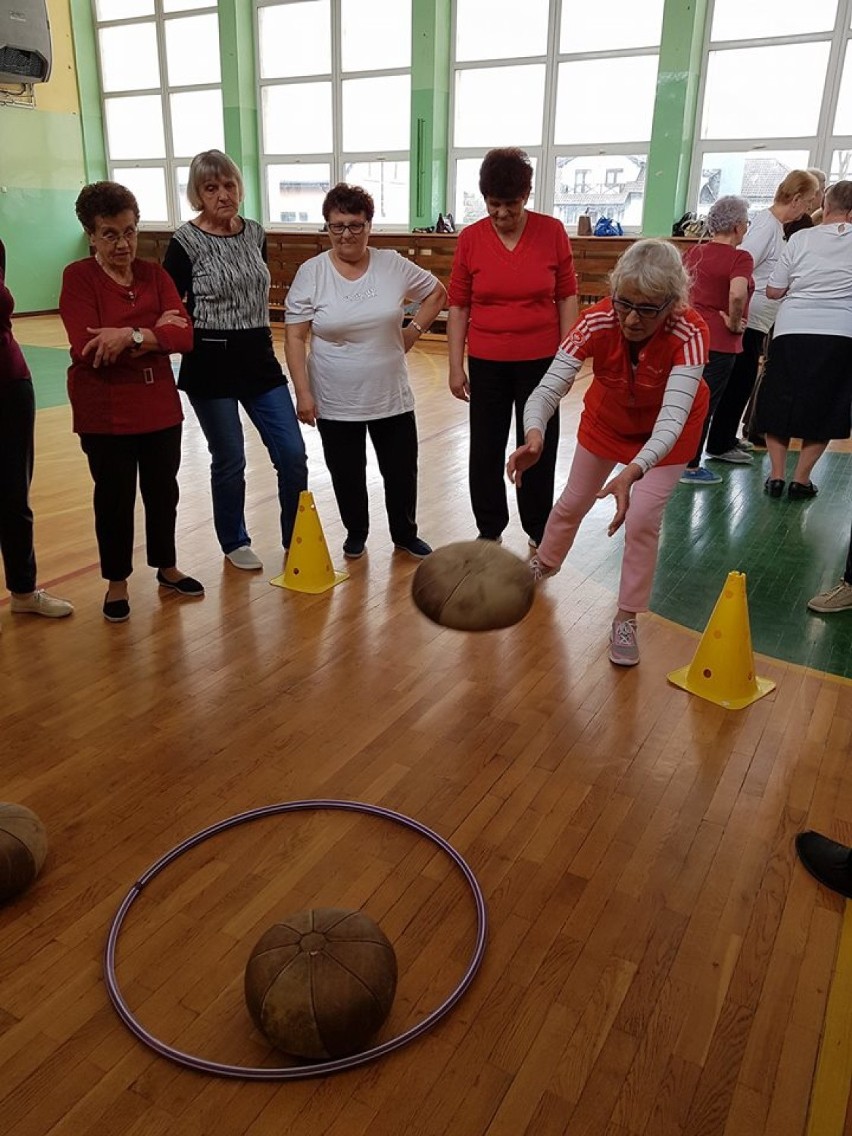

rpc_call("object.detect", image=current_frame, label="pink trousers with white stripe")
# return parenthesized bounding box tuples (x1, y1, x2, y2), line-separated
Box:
(537, 443, 685, 613)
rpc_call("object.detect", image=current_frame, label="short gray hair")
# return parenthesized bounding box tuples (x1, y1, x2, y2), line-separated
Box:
(610, 239, 691, 309)
(186, 149, 244, 212)
(707, 195, 749, 235)
(825, 180, 852, 214)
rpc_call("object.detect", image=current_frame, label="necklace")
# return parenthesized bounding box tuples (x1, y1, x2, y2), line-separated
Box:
(95, 253, 135, 299)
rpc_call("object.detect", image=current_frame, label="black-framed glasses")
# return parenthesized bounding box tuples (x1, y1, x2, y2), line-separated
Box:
(612, 295, 672, 320)
(327, 222, 367, 235)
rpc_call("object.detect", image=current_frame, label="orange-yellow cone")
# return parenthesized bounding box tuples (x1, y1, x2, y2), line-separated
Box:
(667, 571, 775, 710)
(270, 491, 349, 594)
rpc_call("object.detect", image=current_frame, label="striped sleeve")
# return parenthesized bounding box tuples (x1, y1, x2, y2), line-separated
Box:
(632, 364, 703, 473)
(523, 310, 598, 435)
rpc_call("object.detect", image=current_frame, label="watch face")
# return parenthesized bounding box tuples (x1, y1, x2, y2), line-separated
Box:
(131, 329, 144, 345)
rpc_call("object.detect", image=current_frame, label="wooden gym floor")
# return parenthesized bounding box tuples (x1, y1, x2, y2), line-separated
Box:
(1, 316, 851, 1136)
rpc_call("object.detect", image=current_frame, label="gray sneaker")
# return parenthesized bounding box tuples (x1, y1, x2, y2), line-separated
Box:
(609, 618, 639, 666)
(529, 554, 559, 582)
(706, 447, 753, 465)
(807, 580, 852, 613)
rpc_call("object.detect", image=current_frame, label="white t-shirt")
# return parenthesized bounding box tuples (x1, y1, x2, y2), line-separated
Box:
(742, 208, 784, 333)
(769, 223, 852, 339)
(285, 249, 438, 421)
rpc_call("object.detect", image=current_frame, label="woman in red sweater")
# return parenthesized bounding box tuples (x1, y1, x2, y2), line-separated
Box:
(447, 148, 578, 547)
(60, 182, 202, 622)
(1, 239, 73, 626)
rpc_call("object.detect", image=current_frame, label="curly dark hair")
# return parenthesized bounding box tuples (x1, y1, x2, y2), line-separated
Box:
(75, 182, 140, 232)
(478, 148, 534, 201)
(322, 183, 375, 223)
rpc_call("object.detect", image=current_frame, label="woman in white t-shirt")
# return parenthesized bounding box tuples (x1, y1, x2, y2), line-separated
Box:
(285, 184, 447, 560)
(754, 180, 852, 499)
(706, 170, 819, 463)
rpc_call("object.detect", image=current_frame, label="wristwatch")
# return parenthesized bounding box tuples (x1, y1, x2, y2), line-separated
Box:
(130, 328, 144, 346)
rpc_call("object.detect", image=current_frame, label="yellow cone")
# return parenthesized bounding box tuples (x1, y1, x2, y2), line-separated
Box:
(667, 570, 775, 710)
(269, 491, 349, 594)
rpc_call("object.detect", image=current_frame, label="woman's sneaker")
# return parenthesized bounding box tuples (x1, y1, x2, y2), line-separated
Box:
(529, 554, 559, 582)
(609, 618, 640, 666)
(807, 580, 852, 613)
(680, 466, 722, 485)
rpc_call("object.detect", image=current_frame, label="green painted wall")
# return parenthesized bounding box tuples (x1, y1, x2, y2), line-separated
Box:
(1, 0, 89, 311)
(218, 0, 261, 220)
(642, 0, 710, 236)
(410, 0, 451, 228)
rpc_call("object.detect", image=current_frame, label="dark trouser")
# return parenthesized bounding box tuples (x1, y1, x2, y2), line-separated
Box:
(706, 328, 765, 455)
(468, 356, 559, 544)
(316, 411, 419, 544)
(80, 425, 182, 581)
(0, 379, 36, 594)
(846, 521, 852, 586)
(687, 351, 737, 468)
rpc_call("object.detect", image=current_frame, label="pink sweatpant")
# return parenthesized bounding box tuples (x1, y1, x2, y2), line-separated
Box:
(537, 443, 685, 613)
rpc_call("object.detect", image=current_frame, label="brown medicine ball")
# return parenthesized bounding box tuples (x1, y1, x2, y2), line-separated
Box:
(244, 908, 397, 1060)
(412, 540, 535, 631)
(0, 803, 48, 902)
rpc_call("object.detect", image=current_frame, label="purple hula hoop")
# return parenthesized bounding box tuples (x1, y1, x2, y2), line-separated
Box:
(103, 799, 489, 1080)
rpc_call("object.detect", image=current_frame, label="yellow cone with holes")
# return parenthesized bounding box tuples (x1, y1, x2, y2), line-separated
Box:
(270, 492, 349, 594)
(667, 571, 775, 710)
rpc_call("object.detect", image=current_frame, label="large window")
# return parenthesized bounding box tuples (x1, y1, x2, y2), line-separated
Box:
(692, 0, 852, 213)
(450, 0, 665, 231)
(257, 0, 411, 228)
(94, 0, 224, 226)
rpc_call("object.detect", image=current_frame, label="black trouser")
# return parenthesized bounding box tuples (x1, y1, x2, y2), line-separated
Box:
(0, 379, 36, 594)
(316, 411, 419, 544)
(468, 356, 559, 544)
(687, 351, 737, 468)
(706, 328, 765, 455)
(845, 520, 852, 586)
(80, 425, 182, 581)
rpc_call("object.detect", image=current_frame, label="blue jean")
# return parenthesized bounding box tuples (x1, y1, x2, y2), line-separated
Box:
(189, 386, 307, 553)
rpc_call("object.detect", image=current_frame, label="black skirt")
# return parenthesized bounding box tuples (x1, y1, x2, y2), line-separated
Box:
(754, 333, 852, 441)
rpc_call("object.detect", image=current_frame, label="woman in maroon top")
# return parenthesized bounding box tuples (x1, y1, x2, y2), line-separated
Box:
(447, 148, 578, 547)
(0, 240, 74, 626)
(680, 195, 754, 485)
(60, 182, 202, 622)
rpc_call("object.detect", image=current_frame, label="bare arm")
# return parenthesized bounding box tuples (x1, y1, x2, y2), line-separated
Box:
(447, 305, 471, 401)
(402, 281, 447, 353)
(766, 283, 788, 300)
(284, 321, 316, 426)
(556, 295, 579, 339)
(719, 276, 749, 333)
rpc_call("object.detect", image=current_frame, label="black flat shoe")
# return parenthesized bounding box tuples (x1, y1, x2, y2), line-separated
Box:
(795, 831, 852, 899)
(763, 477, 785, 498)
(788, 480, 818, 500)
(156, 571, 205, 597)
(103, 595, 130, 623)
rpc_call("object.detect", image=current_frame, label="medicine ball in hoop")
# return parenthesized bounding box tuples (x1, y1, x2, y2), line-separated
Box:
(244, 908, 397, 1060)
(412, 540, 535, 631)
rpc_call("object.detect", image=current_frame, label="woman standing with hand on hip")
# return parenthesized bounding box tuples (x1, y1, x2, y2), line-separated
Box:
(447, 148, 578, 548)
(164, 150, 307, 572)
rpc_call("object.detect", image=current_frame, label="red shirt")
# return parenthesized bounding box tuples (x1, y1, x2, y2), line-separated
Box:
(0, 239, 31, 385)
(447, 211, 578, 361)
(682, 242, 754, 354)
(60, 258, 193, 435)
(563, 299, 710, 466)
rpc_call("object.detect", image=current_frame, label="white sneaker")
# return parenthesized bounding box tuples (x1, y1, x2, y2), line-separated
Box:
(609, 618, 639, 666)
(10, 588, 74, 618)
(226, 546, 263, 571)
(706, 447, 753, 465)
(529, 554, 559, 582)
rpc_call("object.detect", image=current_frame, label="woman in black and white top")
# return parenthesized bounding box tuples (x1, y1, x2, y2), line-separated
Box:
(163, 150, 307, 571)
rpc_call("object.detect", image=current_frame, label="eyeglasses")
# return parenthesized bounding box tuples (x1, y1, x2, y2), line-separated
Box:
(95, 227, 137, 245)
(612, 295, 672, 320)
(327, 222, 367, 235)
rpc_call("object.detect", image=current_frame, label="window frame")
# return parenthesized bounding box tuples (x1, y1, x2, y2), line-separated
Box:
(92, 1, 223, 229)
(255, 0, 412, 232)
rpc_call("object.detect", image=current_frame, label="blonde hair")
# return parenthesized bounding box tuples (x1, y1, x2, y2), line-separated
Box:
(774, 170, 819, 205)
(610, 239, 691, 309)
(186, 150, 244, 212)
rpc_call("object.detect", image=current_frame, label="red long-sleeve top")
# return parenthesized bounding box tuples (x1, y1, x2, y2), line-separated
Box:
(59, 257, 193, 435)
(0, 239, 31, 384)
(447, 211, 578, 361)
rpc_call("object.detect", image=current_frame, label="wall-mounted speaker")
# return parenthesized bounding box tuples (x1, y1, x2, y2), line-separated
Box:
(0, 0, 52, 85)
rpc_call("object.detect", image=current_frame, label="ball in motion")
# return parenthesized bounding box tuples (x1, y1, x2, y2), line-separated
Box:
(244, 908, 398, 1060)
(0, 803, 48, 902)
(412, 540, 535, 631)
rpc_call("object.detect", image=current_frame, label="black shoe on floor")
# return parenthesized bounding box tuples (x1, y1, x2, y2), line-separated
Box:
(156, 571, 205, 597)
(394, 537, 432, 559)
(788, 480, 818, 500)
(763, 477, 785, 498)
(343, 535, 366, 559)
(795, 831, 852, 899)
(103, 595, 130, 623)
